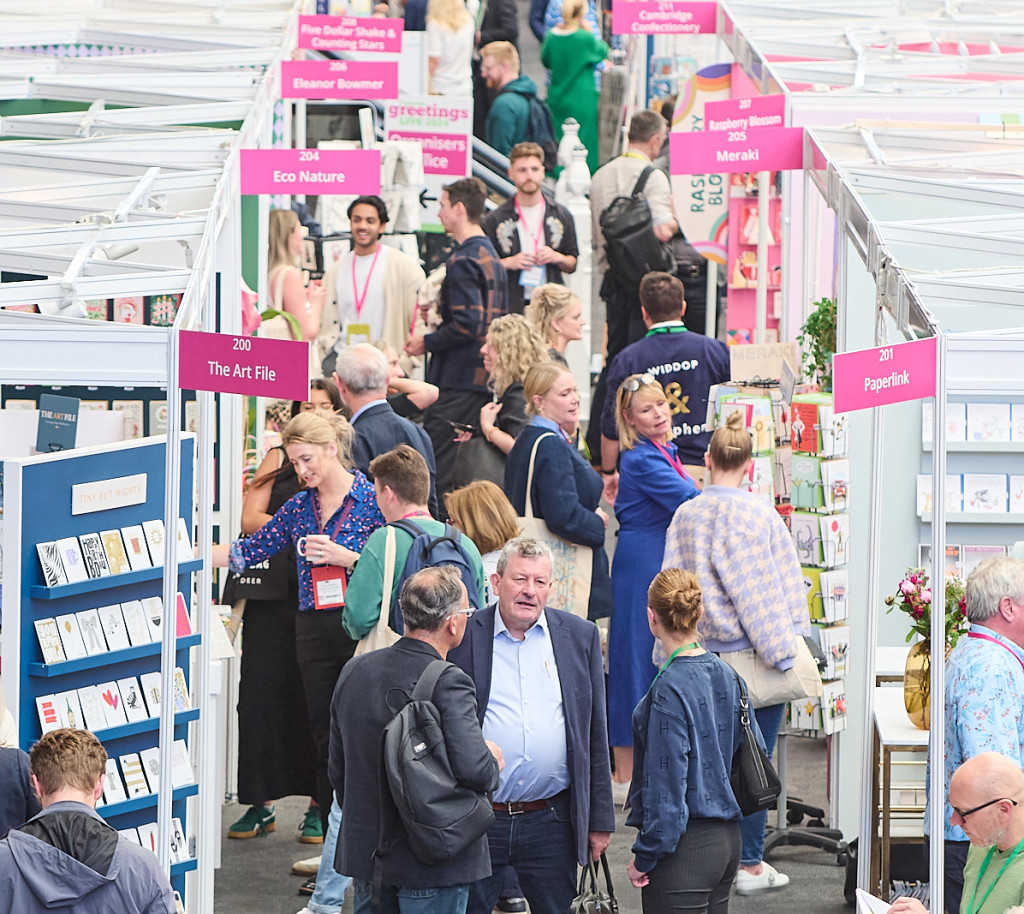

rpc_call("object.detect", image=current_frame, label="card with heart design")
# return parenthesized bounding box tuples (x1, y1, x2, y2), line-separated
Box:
(54, 614, 87, 661)
(96, 680, 128, 728)
(119, 753, 149, 797)
(55, 537, 89, 583)
(102, 758, 128, 806)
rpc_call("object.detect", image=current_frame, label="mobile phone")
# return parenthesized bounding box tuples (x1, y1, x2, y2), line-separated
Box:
(447, 420, 475, 433)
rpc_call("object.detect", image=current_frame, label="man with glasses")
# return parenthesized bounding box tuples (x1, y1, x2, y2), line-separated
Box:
(448, 537, 615, 914)
(923, 556, 1024, 914)
(328, 565, 503, 914)
(890, 752, 1024, 914)
(598, 271, 730, 496)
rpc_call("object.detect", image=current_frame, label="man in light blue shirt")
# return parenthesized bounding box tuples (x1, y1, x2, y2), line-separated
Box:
(448, 537, 615, 914)
(926, 555, 1024, 914)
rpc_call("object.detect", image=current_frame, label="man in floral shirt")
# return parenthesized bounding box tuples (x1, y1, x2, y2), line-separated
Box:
(925, 555, 1024, 914)
(482, 142, 578, 315)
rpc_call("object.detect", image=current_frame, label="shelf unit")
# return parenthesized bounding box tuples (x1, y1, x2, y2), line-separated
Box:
(1, 436, 200, 898)
(726, 190, 782, 335)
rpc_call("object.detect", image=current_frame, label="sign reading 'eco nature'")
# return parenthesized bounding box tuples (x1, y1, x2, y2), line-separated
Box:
(832, 336, 937, 413)
(612, 1, 717, 34)
(297, 15, 403, 52)
(281, 59, 399, 99)
(178, 330, 311, 401)
(240, 149, 381, 195)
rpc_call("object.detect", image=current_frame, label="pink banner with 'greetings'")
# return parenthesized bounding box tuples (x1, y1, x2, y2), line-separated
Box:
(612, 1, 716, 35)
(705, 94, 785, 131)
(179, 330, 310, 401)
(832, 337, 937, 413)
(672, 125, 803, 174)
(240, 149, 381, 195)
(385, 131, 468, 175)
(297, 15, 403, 53)
(281, 59, 398, 99)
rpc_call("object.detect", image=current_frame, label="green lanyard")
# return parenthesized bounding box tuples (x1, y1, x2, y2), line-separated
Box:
(966, 833, 1024, 914)
(651, 642, 699, 686)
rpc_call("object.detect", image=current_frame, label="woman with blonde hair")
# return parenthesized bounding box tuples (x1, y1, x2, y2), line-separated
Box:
(524, 283, 585, 365)
(425, 0, 474, 96)
(452, 314, 547, 486)
(608, 374, 699, 788)
(504, 362, 612, 619)
(266, 209, 326, 343)
(661, 409, 809, 895)
(213, 411, 384, 842)
(445, 480, 522, 602)
(540, 0, 608, 173)
(626, 568, 756, 913)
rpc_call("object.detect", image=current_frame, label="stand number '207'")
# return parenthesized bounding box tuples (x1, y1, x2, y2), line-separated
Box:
(878, 347, 893, 362)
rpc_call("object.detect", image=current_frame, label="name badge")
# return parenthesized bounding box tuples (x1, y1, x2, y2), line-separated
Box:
(519, 264, 544, 290)
(311, 565, 347, 610)
(343, 321, 371, 348)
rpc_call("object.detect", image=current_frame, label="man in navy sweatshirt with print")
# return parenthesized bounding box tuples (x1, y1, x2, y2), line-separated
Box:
(406, 177, 509, 505)
(600, 272, 730, 496)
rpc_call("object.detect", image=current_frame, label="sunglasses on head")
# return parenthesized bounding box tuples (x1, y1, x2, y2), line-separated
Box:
(622, 373, 657, 393)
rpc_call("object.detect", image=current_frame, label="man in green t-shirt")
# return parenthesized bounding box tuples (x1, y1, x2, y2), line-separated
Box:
(342, 444, 486, 641)
(890, 752, 1024, 914)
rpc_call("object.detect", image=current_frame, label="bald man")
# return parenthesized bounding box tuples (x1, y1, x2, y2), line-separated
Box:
(891, 752, 1024, 914)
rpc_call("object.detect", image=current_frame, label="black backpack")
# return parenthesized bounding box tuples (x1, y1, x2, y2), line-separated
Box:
(379, 660, 495, 865)
(599, 165, 677, 289)
(388, 519, 481, 635)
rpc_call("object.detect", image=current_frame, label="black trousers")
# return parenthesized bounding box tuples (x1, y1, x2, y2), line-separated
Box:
(641, 819, 741, 914)
(293, 609, 357, 830)
(424, 388, 492, 513)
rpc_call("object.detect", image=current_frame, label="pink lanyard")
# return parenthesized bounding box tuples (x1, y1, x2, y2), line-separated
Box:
(312, 490, 354, 542)
(514, 198, 545, 254)
(969, 630, 1024, 675)
(350, 246, 382, 319)
(652, 440, 693, 484)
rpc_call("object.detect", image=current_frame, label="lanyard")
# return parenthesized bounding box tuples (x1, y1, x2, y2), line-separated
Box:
(645, 324, 688, 337)
(311, 489, 355, 543)
(350, 246, 382, 319)
(651, 642, 700, 686)
(514, 197, 545, 254)
(968, 630, 1024, 675)
(652, 440, 694, 484)
(966, 833, 1024, 914)
(400, 510, 430, 520)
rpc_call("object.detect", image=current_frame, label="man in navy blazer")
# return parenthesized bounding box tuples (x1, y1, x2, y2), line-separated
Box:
(334, 343, 438, 515)
(448, 536, 615, 914)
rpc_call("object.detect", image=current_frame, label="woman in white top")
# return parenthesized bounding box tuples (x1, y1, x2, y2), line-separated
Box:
(267, 209, 326, 343)
(425, 0, 474, 97)
(445, 480, 522, 605)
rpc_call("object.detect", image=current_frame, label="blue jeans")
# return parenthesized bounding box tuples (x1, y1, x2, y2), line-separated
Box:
(739, 701, 784, 867)
(467, 796, 577, 914)
(353, 880, 469, 914)
(307, 798, 352, 914)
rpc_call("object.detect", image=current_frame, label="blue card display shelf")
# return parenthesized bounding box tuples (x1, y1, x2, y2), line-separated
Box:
(0, 437, 201, 897)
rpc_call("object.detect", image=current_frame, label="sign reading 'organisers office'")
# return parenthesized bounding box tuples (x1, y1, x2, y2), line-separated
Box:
(240, 149, 381, 196)
(297, 15, 403, 53)
(281, 59, 399, 100)
(611, 1, 717, 35)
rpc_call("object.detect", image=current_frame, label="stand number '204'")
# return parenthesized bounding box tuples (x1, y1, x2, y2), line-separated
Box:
(878, 347, 893, 362)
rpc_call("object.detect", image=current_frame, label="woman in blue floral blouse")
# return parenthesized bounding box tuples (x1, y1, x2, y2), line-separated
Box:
(213, 411, 384, 830)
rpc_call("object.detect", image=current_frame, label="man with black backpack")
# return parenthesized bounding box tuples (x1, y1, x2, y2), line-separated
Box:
(342, 444, 487, 642)
(329, 565, 504, 914)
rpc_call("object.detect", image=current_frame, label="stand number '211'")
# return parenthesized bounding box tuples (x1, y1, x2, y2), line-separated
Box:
(878, 347, 893, 362)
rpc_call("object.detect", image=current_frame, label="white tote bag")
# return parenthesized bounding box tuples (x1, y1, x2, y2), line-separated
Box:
(354, 527, 401, 655)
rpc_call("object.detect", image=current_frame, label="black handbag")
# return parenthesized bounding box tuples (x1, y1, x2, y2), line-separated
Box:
(569, 853, 618, 914)
(220, 537, 293, 604)
(728, 669, 782, 816)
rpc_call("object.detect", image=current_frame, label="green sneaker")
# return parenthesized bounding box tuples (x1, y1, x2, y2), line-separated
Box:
(228, 804, 276, 839)
(299, 807, 324, 844)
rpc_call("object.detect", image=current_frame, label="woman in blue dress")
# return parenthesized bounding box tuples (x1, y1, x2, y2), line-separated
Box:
(609, 373, 699, 788)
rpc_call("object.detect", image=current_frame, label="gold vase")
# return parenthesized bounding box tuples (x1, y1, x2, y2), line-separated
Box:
(904, 640, 933, 730)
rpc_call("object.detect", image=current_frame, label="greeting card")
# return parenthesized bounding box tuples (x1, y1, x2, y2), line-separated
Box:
(96, 681, 128, 728)
(75, 609, 108, 656)
(963, 473, 1008, 513)
(119, 600, 152, 646)
(176, 518, 193, 563)
(1012, 475, 1024, 513)
(921, 401, 967, 444)
(821, 680, 848, 735)
(171, 817, 189, 862)
(139, 747, 161, 793)
(119, 828, 142, 845)
(112, 296, 144, 325)
(100, 530, 131, 575)
(78, 533, 111, 579)
(817, 625, 850, 680)
(790, 455, 823, 510)
(820, 459, 850, 513)
(1013, 404, 1024, 442)
(111, 401, 143, 439)
(790, 696, 822, 731)
(742, 456, 775, 504)
(916, 474, 963, 514)
(819, 514, 850, 567)
(790, 512, 822, 567)
(97, 604, 131, 652)
(141, 520, 165, 566)
(77, 686, 108, 732)
(34, 619, 67, 665)
(772, 445, 792, 500)
(55, 537, 89, 583)
(55, 690, 84, 730)
(136, 822, 159, 854)
(819, 569, 849, 624)
(801, 566, 824, 622)
(119, 753, 149, 797)
(175, 592, 193, 637)
(966, 402, 1011, 443)
(117, 677, 148, 723)
(171, 740, 194, 787)
(36, 541, 69, 586)
(919, 543, 962, 579)
(102, 759, 128, 806)
(141, 596, 163, 641)
(139, 671, 161, 717)
(121, 525, 151, 571)
(36, 695, 61, 734)
(55, 614, 88, 661)
(148, 401, 168, 435)
(172, 668, 191, 712)
(961, 544, 1007, 577)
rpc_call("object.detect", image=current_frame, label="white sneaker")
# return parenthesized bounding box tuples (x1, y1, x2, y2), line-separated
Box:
(295, 908, 313, 914)
(734, 862, 790, 895)
(291, 855, 321, 876)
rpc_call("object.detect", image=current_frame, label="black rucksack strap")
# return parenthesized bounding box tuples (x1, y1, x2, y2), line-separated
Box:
(631, 164, 656, 197)
(411, 659, 448, 703)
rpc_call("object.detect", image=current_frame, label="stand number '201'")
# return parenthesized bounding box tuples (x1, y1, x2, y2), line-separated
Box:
(878, 347, 893, 362)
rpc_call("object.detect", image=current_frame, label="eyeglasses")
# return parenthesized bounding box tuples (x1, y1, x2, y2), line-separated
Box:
(622, 373, 657, 393)
(449, 607, 476, 619)
(951, 797, 1018, 820)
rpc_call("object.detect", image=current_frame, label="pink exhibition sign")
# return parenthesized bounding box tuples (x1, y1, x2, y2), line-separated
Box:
(832, 337, 937, 413)
(384, 130, 468, 175)
(671, 125, 803, 175)
(240, 149, 381, 195)
(179, 330, 310, 401)
(705, 94, 785, 131)
(281, 59, 399, 99)
(611, 1, 717, 35)
(297, 15, 403, 53)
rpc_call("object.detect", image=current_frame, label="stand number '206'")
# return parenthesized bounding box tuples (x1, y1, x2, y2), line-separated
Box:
(878, 347, 893, 362)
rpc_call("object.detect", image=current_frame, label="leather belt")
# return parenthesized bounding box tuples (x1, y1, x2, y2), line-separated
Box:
(493, 790, 569, 815)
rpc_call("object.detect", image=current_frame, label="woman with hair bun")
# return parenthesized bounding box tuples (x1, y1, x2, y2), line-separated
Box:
(524, 283, 585, 365)
(626, 568, 758, 912)
(661, 409, 809, 895)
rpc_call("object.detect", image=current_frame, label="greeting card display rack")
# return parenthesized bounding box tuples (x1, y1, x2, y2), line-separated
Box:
(0, 436, 201, 898)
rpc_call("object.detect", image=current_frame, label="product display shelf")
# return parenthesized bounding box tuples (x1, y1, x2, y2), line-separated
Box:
(27, 634, 203, 677)
(29, 560, 204, 600)
(77, 708, 201, 743)
(97, 784, 200, 819)
(923, 441, 1024, 453)
(920, 513, 1024, 525)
